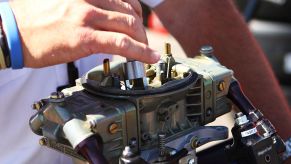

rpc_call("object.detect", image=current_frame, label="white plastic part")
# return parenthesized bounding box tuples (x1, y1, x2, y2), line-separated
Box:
(140, 0, 165, 8)
(241, 127, 258, 138)
(63, 118, 94, 149)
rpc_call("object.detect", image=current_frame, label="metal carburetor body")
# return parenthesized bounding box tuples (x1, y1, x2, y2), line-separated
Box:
(30, 44, 234, 163)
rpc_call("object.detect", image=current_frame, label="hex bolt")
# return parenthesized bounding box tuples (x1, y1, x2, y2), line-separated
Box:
(158, 133, 166, 157)
(200, 45, 214, 56)
(234, 112, 249, 125)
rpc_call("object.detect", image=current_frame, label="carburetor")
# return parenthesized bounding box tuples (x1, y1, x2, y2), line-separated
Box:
(29, 44, 285, 164)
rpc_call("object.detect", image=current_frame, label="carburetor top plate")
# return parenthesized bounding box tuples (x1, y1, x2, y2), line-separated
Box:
(81, 59, 199, 98)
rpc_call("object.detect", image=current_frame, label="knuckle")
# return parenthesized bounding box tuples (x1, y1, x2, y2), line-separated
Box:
(123, 2, 135, 12)
(124, 0, 142, 17)
(78, 7, 98, 23)
(133, 3, 143, 16)
(77, 30, 91, 44)
(126, 15, 140, 31)
(115, 35, 131, 50)
(76, 30, 96, 54)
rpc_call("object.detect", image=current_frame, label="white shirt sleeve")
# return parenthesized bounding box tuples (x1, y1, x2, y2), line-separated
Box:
(140, 0, 164, 8)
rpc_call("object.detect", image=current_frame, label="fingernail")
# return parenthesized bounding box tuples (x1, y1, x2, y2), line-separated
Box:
(152, 51, 161, 62)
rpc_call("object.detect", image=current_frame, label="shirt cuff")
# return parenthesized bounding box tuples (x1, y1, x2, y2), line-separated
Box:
(140, 0, 164, 8)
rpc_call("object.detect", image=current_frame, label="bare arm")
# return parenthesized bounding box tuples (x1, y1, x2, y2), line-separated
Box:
(154, 0, 291, 139)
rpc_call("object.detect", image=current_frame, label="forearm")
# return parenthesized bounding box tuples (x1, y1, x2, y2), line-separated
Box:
(154, 0, 291, 139)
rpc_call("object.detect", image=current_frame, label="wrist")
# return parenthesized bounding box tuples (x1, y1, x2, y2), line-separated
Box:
(140, 0, 165, 8)
(0, 2, 23, 69)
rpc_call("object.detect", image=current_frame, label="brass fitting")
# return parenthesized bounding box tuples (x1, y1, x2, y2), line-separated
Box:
(165, 43, 171, 55)
(103, 58, 110, 76)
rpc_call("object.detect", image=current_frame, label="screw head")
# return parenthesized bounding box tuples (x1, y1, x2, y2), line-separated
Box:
(218, 81, 226, 91)
(39, 138, 46, 146)
(108, 123, 118, 134)
(200, 45, 213, 56)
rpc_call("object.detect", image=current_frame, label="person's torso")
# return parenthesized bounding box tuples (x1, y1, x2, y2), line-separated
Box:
(0, 54, 111, 164)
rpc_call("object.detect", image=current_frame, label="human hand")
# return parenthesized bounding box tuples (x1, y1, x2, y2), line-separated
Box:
(9, 0, 160, 68)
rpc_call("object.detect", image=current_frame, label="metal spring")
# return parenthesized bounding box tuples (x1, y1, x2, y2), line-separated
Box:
(158, 133, 166, 157)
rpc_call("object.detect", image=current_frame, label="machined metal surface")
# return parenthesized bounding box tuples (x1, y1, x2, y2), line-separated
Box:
(123, 60, 146, 80)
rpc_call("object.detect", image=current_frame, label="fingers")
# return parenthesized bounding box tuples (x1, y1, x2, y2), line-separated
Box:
(84, 30, 160, 64)
(122, 0, 143, 19)
(77, 0, 155, 63)
(85, 0, 142, 19)
(85, 8, 147, 44)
